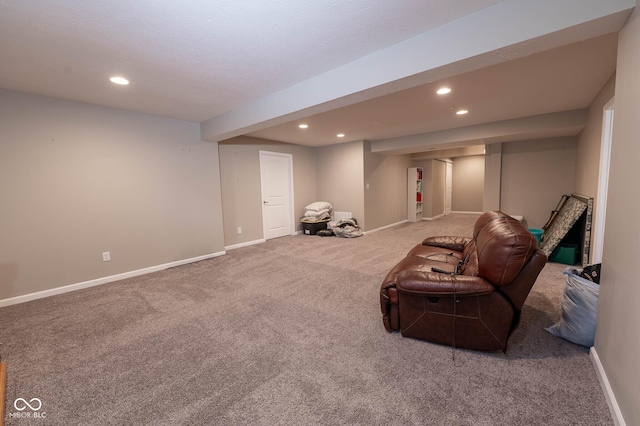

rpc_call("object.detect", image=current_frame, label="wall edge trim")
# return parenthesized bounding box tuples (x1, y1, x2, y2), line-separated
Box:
(225, 239, 266, 251)
(422, 214, 445, 221)
(364, 220, 407, 235)
(590, 347, 626, 426)
(0, 251, 227, 308)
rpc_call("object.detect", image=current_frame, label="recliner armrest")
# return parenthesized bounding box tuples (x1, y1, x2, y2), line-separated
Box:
(396, 270, 494, 296)
(421, 236, 472, 253)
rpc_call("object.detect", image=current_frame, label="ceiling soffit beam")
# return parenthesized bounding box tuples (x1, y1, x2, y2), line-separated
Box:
(200, 0, 633, 142)
(369, 109, 588, 154)
(411, 146, 487, 161)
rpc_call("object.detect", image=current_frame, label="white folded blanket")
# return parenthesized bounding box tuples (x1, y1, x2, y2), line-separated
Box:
(304, 208, 330, 217)
(305, 201, 332, 212)
(300, 212, 330, 223)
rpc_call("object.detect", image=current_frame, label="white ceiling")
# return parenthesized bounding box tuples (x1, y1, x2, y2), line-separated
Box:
(248, 33, 618, 147)
(0, 0, 502, 121)
(0, 0, 633, 153)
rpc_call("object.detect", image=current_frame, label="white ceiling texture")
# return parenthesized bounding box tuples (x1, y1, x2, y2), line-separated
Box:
(0, 0, 635, 155)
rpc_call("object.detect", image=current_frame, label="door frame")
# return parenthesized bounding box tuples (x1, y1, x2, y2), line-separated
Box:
(592, 97, 614, 264)
(444, 160, 453, 215)
(259, 150, 295, 240)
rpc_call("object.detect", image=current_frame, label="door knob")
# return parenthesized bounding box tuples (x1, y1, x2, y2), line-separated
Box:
(263, 201, 268, 204)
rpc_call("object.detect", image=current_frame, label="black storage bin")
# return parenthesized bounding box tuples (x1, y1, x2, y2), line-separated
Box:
(300, 218, 330, 235)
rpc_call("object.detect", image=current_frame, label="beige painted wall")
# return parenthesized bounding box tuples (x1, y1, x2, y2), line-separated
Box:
(431, 160, 446, 217)
(364, 144, 413, 231)
(417, 160, 433, 218)
(500, 137, 577, 228)
(575, 75, 616, 199)
(415, 159, 446, 219)
(575, 74, 616, 262)
(218, 136, 317, 246)
(596, 7, 640, 425)
(452, 155, 484, 212)
(316, 140, 365, 228)
(0, 90, 225, 301)
(483, 143, 502, 212)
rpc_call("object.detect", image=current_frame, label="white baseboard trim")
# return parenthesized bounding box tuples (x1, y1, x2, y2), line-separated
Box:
(225, 239, 266, 251)
(422, 214, 445, 221)
(0, 251, 227, 308)
(590, 347, 626, 426)
(364, 219, 407, 235)
(450, 211, 483, 215)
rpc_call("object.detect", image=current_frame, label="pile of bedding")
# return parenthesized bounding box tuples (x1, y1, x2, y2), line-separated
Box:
(300, 201, 332, 223)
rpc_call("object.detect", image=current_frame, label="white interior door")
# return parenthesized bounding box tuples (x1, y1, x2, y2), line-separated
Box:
(260, 151, 294, 240)
(445, 161, 452, 215)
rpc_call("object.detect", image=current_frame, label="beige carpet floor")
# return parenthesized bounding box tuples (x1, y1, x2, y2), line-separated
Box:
(0, 214, 611, 425)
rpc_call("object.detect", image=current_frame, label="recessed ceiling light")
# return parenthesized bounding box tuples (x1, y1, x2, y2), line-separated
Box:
(109, 76, 129, 85)
(298, 124, 308, 129)
(337, 133, 345, 138)
(456, 109, 468, 115)
(437, 87, 451, 95)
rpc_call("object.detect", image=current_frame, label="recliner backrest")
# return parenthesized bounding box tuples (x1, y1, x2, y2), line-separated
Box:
(474, 211, 537, 286)
(473, 210, 504, 240)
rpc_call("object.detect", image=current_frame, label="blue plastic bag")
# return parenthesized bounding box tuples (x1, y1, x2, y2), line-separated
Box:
(546, 267, 599, 347)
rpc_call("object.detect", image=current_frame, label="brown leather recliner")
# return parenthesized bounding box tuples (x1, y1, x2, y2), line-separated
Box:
(380, 211, 547, 351)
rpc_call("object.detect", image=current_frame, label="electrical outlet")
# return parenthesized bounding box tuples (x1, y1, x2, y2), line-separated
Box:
(102, 251, 111, 262)
(237, 227, 242, 234)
